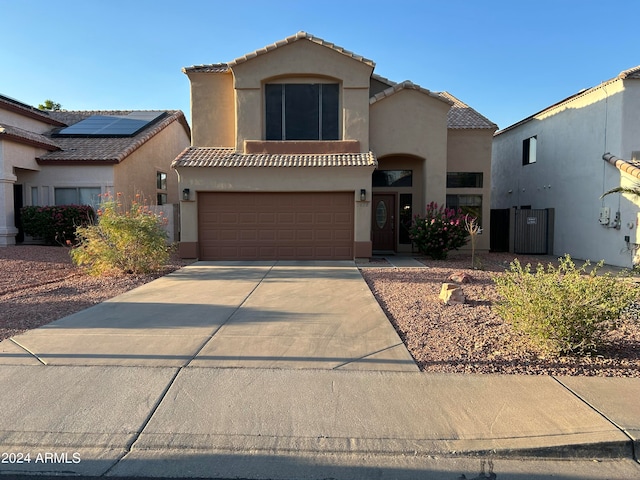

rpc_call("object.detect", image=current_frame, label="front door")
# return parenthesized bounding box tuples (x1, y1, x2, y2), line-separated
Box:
(372, 193, 395, 251)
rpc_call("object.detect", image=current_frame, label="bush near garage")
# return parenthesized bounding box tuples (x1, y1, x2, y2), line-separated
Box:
(70, 192, 171, 275)
(493, 254, 639, 356)
(20, 205, 95, 245)
(408, 202, 471, 260)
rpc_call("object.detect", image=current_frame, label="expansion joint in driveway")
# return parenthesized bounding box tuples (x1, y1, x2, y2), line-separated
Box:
(186, 263, 276, 365)
(9, 338, 47, 365)
(551, 376, 638, 461)
(103, 264, 276, 476)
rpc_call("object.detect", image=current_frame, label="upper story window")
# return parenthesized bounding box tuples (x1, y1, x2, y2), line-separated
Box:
(522, 136, 537, 165)
(265, 83, 339, 140)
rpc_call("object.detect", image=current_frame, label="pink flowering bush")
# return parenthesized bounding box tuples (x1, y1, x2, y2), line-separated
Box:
(21, 205, 94, 245)
(409, 202, 471, 259)
(71, 192, 171, 275)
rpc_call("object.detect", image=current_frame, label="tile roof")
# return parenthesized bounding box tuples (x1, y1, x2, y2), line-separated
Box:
(439, 92, 497, 130)
(369, 81, 453, 106)
(172, 147, 377, 168)
(183, 31, 375, 74)
(0, 124, 60, 150)
(618, 65, 640, 79)
(0, 94, 66, 126)
(603, 153, 640, 180)
(37, 110, 189, 164)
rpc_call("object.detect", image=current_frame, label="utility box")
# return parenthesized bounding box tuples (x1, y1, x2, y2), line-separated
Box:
(599, 207, 611, 225)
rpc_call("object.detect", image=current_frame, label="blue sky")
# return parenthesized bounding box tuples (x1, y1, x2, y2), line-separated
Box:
(3, 0, 639, 130)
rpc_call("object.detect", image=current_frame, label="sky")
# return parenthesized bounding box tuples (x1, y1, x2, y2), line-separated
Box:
(3, 0, 639, 130)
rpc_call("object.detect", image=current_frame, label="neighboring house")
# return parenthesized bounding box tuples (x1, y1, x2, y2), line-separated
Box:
(0, 94, 191, 245)
(173, 32, 496, 260)
(492, 65, 640, 268)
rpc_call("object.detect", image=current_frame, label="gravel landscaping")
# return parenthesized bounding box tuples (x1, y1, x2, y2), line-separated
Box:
(1, 245, 639, 376)
(361, 253, 640, 377)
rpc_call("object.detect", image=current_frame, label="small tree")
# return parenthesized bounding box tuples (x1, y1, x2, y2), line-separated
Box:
(71, 193, 171, 275)
(38, 99, 62, 111)
(465, 216, 481, 269)
(409, 202, 471, 260)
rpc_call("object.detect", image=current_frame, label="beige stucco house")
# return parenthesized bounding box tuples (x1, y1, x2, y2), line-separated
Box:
(173, 32, 496, 260)
(0, 94, 190, 245)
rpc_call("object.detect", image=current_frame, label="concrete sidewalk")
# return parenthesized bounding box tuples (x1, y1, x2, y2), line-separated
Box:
(0, 261, 638, 479)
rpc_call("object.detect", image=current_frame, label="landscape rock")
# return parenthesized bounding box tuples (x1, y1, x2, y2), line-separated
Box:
(439, 283, 465, 305)
(447, 272, 472, 284)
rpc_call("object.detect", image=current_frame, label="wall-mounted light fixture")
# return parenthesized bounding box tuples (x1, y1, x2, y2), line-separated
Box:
(360, 189, 366, 201)
(182, 188, 190, 201)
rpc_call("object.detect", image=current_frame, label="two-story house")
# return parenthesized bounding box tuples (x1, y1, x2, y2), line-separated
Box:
(492, 65, 640, 268)
(173, 32, 496, 260)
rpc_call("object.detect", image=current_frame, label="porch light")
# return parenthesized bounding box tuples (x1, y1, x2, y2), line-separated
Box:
(360, 189, 366, 201)
(182, 188, 190, 201)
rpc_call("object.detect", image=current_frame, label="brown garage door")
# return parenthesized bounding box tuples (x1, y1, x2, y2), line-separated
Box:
(198, 192, 354, 260)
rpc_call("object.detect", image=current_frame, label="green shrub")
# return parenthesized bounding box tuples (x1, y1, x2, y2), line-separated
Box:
(408, 202, 471, 259)
(70, 193, 171, 275)
(21, 205, 94, 245)
(493, 255, 638, 355)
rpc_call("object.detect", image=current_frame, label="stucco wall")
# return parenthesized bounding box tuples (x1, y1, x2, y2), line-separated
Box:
(188, 72, 235, 147)
(370, 89, 449, 206)
(113, 120, 190, 204)
(18, 164, 114, 206)
(491, 80, 639, 267)
(447, 129, 493, 251)
(0, 108, 54, 134)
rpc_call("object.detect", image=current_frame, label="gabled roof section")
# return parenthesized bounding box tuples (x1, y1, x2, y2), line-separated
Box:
(496, 64, 640, 135)
(183, 31, 375, 74)
(369, 81, 453, 106)
(603, 153, 640, 180)
(172, 147, 377, 168)
(37, 110, 190, 164)
(0, 94, 66, 126)
(0, 124, 61, 150)
(439, 92, 497, 130)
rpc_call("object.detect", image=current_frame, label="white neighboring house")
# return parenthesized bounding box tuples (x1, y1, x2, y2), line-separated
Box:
(492, 65, 640, 268)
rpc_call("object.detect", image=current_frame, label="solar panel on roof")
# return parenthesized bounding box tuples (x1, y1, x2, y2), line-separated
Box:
(54, 111, 166, 137)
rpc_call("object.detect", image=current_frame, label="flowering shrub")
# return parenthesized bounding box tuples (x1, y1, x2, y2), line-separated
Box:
(493, 255, 638, 355)
(70, 193, 171, 275)
(21, 205, 94, 245)
(408, 202, 471, 259)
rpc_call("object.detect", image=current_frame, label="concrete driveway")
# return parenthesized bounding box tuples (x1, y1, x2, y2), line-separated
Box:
(0, 261, 418, 371)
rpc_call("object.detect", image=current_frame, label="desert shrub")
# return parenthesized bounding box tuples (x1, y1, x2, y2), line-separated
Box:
(70, 193, 171, 275)
(408, 202, 471, 259)
(21, 205, 94, 245)
(493, 255, 638, 355)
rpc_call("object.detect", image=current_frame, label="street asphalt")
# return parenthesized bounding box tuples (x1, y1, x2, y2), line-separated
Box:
(0, 260, 638, 479)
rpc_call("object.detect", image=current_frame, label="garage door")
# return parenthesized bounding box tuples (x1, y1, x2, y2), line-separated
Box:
(198, 192, 354, 260)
